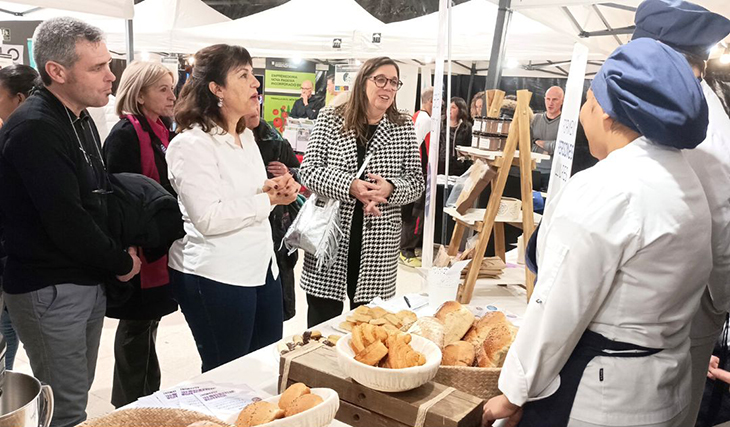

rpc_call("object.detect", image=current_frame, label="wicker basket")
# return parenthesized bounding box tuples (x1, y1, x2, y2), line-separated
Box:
(433, 365, 501, 401)
(78, 408, 233, 427)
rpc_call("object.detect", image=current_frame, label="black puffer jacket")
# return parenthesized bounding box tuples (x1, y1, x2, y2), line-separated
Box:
(105, 172, 184, 318)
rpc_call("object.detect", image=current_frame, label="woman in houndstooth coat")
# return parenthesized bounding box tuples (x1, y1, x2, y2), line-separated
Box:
(300, 57, 425, 327)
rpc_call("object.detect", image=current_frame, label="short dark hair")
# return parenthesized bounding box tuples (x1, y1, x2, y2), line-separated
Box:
(33, 17, 104, 86)
(0, 64, 40, 97)
(174, 44, 253, 135)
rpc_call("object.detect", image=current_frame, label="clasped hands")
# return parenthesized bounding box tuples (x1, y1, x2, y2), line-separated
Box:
(350, 173, 393, 217)
(263, 173, 300, 206)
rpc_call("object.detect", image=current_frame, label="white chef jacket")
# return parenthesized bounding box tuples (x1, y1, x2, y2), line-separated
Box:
(498, 137, 712, 426)
(684, 80, 730, 344)
(166, 126, 278, 287)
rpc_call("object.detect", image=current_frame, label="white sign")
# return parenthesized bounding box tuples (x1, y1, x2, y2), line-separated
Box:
(334, 64, 359, 92)
(546, 43, 589, 202)
(0, 44, 24, 64)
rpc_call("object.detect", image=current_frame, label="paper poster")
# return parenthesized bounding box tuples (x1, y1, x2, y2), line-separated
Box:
(335, 64, 360, 92)
(264, 58, 316, 132)
(545, 43, 589, 202)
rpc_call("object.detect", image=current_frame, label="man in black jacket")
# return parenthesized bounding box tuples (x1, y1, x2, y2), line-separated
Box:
(290, 79, 324, 119)
(0, 17, 140, 427)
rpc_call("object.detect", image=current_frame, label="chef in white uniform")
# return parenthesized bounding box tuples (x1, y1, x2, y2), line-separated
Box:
(629, 2, 730, 424)
(483, 38, 712, 427)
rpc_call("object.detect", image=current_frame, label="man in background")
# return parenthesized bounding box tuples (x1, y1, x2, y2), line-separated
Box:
(531, 86, 564, 191)
(290, 79, 324, 119)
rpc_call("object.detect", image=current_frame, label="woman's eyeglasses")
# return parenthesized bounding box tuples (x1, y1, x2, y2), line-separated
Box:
(369, 75, 403, 90)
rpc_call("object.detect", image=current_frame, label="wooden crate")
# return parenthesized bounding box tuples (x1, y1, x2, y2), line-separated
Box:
(279, 343, 483, 427)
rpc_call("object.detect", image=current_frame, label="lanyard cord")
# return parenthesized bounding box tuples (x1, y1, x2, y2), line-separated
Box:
(64, 106, 105, 169)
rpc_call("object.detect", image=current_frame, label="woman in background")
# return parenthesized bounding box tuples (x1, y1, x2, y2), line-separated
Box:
(103, 61, 179, 407)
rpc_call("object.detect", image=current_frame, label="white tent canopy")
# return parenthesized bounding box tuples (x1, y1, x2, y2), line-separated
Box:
(177, 0, 385, 58)
(365, 0, 608, 63)
(0, 0, 132, 19)
(0, 0, 228, 54)
(502, 0, 730, 61)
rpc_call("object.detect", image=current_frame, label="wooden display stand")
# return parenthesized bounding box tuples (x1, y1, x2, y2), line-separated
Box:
(447, 89, 537, 303)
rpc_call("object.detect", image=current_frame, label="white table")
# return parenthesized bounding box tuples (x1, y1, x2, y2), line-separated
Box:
(180, 285, 528, 426)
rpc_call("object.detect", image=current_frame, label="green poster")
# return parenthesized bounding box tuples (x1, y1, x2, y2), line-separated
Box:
(264, 69, 316, 93)
(264, 94, 300, 132)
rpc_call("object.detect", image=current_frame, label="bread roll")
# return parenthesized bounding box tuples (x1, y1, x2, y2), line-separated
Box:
(435, 301, 475, 345)
(236, 401, 285, 427)
(187, 422, 227, 427)
(442, 340, 476, 366)
(407, 316, 445, 349)
(463, 311, 509, 347)
(284, 393, 324, 417)
(475, 323, 516, 368)
(355, 340, 389, 366)
(278, 382, 310, 410)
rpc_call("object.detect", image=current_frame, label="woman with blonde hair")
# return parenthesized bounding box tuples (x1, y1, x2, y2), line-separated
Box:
(300, 56, 424, 327)
(103, 60, 179, 407)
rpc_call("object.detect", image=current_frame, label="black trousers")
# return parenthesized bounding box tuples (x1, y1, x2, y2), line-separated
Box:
(400, 202, 423, 256)
(112, 318, 161, 408)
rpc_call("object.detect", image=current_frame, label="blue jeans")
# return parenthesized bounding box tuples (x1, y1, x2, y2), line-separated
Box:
(170, 266, 283, 373)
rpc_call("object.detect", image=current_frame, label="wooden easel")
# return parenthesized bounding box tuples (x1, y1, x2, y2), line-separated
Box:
(446, 89, 537, 303)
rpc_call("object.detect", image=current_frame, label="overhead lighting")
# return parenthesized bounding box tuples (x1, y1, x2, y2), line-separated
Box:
(187, 55, 195, 66)
(721, 47, 730, 65)
(355, 59, 362, 66)
(505, 58, 520, 69)
(140, 51, 150, 61)
(425, 56, 433, 63)
(291, 56, 302, 65)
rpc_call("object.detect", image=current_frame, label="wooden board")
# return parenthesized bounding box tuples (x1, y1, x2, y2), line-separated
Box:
(280, 344, 483, 427)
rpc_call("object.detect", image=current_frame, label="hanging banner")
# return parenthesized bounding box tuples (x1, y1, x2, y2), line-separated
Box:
(545, 43, 589, 202)
(422, 0, 449, 269)
(264, 58, 316, 132)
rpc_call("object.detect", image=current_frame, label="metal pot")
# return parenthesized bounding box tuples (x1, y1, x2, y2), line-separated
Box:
(0, 371, 53, 427)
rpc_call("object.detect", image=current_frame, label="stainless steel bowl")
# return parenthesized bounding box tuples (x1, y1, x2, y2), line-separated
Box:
(0, 371, 53, 427)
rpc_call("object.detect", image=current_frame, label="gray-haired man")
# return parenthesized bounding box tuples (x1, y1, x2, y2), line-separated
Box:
(0, 17, 140, 427)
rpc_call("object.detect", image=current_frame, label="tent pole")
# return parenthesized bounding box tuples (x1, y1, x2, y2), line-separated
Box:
(467, 61, 476, 104)
(485, 0, 511, 90)
(442, 0, 453, 245)
(125, 19, 134, 63)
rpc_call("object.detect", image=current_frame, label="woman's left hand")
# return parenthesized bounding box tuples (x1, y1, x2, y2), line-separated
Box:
(482, 395, 522, 427)
(267, 161, 289, 177)
(365, 174, 393, 200)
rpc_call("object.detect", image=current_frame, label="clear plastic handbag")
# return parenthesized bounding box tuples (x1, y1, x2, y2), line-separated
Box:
(283, 154, 372, 271)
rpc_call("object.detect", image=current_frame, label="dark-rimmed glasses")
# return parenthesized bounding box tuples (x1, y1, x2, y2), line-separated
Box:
(369, 75, 403, 90)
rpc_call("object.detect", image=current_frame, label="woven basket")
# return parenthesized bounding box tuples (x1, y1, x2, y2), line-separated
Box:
(433, 365, 501, 401)
(78, 408, 233, 427)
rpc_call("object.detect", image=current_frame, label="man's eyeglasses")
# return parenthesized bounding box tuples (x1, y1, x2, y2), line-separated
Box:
(369, 75, 403, 90)
(301, 86, 313, 91)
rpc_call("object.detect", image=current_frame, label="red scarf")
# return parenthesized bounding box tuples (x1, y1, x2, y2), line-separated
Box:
(125, 114, 170, 289)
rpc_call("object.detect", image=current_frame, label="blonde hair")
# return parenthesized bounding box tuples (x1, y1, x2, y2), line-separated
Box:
(116, 61, 175, 117)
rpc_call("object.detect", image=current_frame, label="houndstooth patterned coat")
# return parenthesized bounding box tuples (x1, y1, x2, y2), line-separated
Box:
(299, 107, 424, 302)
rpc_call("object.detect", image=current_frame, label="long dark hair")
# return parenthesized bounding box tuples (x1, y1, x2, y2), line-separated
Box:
(174, 44, 252, 135)
(0, 64, 40, 97)
(448, 97, 470, 125)
(338, 57, 407, 142)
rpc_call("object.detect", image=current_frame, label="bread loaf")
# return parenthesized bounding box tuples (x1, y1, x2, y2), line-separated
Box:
(463, 311, 509, 347)
(277, 382, 310, 410)
(435, 301, 475, 345)
(442, 341, 476, 366)
(284, 394, 324, 417)
(406, 316, 445, 349)
(475, 323, 516, 368)
(236, 401, 285, 427)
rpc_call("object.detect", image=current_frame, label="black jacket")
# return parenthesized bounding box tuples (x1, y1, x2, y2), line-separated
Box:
(439, 120, 473, 176)
(103, 118, 181, 319)
(290, 95, 325, 119)
(0, 88, 132, 294)
(104, 172, 183, 319)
